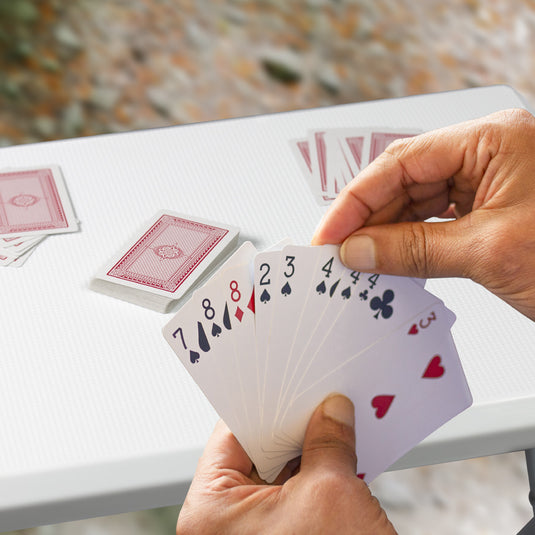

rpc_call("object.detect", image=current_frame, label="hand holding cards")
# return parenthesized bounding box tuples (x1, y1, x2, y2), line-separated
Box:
(163, 241, 472, 483)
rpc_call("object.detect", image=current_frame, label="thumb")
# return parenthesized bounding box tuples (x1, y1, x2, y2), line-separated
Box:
(300, 394, 357, 476)
(340, 218, 478, 279)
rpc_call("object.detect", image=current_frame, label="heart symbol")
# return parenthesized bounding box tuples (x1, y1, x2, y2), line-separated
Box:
(260, 289, 271, 303)
(211, 323, 222, 337)
(371, 395, 395, 419)
(408, 324, 418, 335)
(189, 350, 200, 364)
(357, 473, 366, 480)
(422, 355, 445, 378)
(281, 282, 292, 296)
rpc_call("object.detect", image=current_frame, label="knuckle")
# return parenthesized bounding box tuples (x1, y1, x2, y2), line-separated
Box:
(497, 107, 534, 127)
(307, 431, 357, 461)
(399, 223, 431, 276)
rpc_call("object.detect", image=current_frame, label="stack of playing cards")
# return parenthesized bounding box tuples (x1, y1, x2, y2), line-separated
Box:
(90, 211, 239, 313)
(291, 127, 420, 205)
(163, 241, 472, 483)
(0, 166, 79, 267)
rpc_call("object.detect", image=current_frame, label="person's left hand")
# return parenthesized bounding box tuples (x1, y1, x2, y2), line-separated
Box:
(176, 394, 396, 534)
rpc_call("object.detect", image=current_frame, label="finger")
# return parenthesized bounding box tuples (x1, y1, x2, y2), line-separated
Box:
(311, 117, 493, 246)
(196, 420, 253, 478)
(339, 216, 480, 279)
(300, 394, 357, 476)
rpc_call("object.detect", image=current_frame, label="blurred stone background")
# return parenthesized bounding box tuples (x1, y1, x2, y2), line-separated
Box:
(1, 0, 535, 533)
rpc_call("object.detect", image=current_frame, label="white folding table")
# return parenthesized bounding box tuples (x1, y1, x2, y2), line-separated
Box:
(2, 85, 535, 532)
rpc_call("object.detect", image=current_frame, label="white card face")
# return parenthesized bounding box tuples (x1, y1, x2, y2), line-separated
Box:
(276, 245, 348, 411)
(276, 304, 471, 483)
(261, 245, 326, 455)
(283, 274, 442, 410)
(162, 245, 257, 457)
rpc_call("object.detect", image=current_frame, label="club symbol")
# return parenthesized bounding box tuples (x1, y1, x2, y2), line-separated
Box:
(341, 286, 351, 300)
(359, 290, 368, 301)
(370, 289, 394, 319)
(281, 282, 292, 296)
(260, 289, 271, 303)
(316, 281, 326, 294)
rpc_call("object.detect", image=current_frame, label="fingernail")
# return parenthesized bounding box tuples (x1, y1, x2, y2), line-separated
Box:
(311, 213, 327, 244)
(322, 394, 355, 428)
(340, 235, 376, 271)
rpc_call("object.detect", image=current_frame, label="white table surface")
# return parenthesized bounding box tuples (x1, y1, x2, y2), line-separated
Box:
(1, 85, 534, 531)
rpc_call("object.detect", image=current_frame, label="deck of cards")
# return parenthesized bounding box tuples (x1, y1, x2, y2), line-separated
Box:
(90, 211, 239, 313)
(0, 166, 79, 267)
(163, 241, 472, 483)
(291, 127, 420, 205)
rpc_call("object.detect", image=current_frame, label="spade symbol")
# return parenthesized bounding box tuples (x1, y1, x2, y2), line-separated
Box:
(223, 303, 232, 330)
(329, 278, 341, 297)
(197, 321, 210, 352)
(260, 289, 271, 303)
(212, 323, 222, 337)
(281, 282, 292, 296)
(341, 286, 351, 300)
(189, 350, 200, 364)
(316, 281, 326, 294)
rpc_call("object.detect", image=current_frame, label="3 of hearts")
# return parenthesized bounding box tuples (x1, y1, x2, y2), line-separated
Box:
(163, 241, 472, 483)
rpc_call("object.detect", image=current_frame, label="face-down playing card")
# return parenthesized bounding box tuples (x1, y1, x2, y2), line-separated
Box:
(0, 165, 78, 238)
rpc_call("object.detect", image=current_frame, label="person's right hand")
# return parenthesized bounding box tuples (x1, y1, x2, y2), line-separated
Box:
(312, 108, 535, 321)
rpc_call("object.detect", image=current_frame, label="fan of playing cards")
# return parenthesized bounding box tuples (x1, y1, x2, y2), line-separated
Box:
(163, 241, 472, 483)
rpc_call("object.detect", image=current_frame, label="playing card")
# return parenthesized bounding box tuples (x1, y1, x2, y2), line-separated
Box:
(162, 243, 256, 457)
(0, 166, 78, 239)
(276, 304, 471, 483)
(293, 128, 421, 206)
(91, 211, 239, 312)
(260, 245, 325, 451)
(289, 139, 335, 205)
(257, 269, 440, 474)
(161, 241, 471, 485)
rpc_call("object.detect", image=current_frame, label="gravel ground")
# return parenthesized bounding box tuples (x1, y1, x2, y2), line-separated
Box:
(1, 1, 535, 534)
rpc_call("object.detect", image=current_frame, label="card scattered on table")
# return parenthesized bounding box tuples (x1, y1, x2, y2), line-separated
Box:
(90, 210, 239, 313)
(0, 165, 78, 267)
(290, 127, 421, 205)
(163, 241, 472, 483)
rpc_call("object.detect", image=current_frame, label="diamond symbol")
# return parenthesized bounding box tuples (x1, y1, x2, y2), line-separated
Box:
(235, 306, 244, 322)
